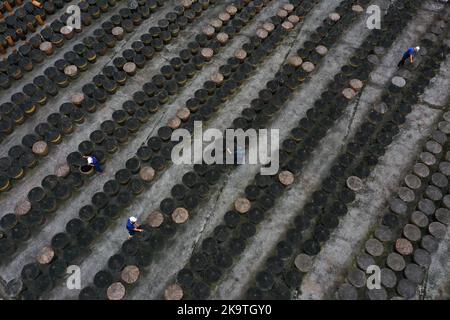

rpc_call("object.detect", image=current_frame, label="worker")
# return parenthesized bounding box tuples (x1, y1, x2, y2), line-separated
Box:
(83, 155, 104, 174)
(126, 216, 143, 239)
(398, 46, 420, 67)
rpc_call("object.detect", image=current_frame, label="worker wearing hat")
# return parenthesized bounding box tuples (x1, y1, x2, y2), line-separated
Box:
(83, 155, 104, 174)
(398, 46, 420, 67)
(126, 216, 143, 239)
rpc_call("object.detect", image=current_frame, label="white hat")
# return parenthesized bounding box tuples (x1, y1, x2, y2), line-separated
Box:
(415, 46, 420, 51)
(129, 216, 137, 223)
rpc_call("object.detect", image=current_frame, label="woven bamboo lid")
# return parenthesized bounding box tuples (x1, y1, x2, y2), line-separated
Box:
(302, 61, 315, 73)
(226, 5, 238, 16)
(15, 199, 32, 216)
(167, 117, 181, 130)
(123, 62, 137, 74)
(71, 92, 85, 105)
(387, 252, 405, 271)
(176, 108, 191, 121)
(37, 246, 55, 265)
(172, 207, 189, 224)
(164, 283, 183, 300)
(392, 76, 406, 88)
(349, 79, 363, 91)
(211, 72, 224, 85)
(410, 211, 428, 228)
(342, 88, 357, 100)
(112, 27, 124, 37)
(443, 111, 450, 122)
(435, 208, 450, 225)
(405, 174, 421, 190)
(395, 238, 414, 256)
(139, 166, 155, 182)
(283, 4, 294, 12)
(352, 5, 364, 13)
(217, 32, 229, 44)
(234, 197, 251, 213)
(201, 48, 214, 60)
(234, 49, 247, 61)
(262, 22, 275, 33)
(438, 121, 450, 134)
(181, 0, 192, 8)
(60, 26, 73, 36)
(403, 224, 421, 242)
(294, 253, 313, 272)
(64, 65, 78, 77)
(365, 238, 384, 257)
(348, 268, 366, 287)
(374, 226, 394, 242)
(277, 9, 288, 19)
(288, 15, 300, 25)
(39, 41, 52, 53)
(315, 45, 328, 56)
(146, 210, 164, 228)
(218, 12, 231, 23)
(282, 21, 294, 31)
(55, 163, 71, 178)
(338, 283, 358, 300)
(121, 265, 140, 284)
(329, 13, 341, 21)
(429, 222, 446, 239)
(279, 171, 294, 186)
(398, 187, 415, 203)
(413, 163, 430, 178)
(256, 28, 269, 39)
(203, 25, 215, 37)
(288, 56, 303, 67)
(32, 140, 48, 156)
(209, 18, 223, 29)
(107, 282, 126, 300)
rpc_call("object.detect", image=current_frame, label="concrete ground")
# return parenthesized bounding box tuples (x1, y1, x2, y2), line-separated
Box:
(0, 0, 449, 300)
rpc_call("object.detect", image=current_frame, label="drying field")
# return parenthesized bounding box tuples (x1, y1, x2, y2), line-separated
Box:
(0, 0, 449, 300)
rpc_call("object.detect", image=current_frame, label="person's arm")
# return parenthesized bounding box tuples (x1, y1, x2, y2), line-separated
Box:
(133, 222, 142, 232)
(410, 55, 414, 63)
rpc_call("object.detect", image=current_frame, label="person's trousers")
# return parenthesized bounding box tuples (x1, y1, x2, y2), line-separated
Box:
(93, 162, 103, 173)
(398, 56, 407, 67)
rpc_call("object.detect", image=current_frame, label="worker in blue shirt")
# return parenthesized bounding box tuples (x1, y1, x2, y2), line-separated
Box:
(398, 46, 420, 67)
(83, 155, 104, 174)
(126, 216, 143, 239)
